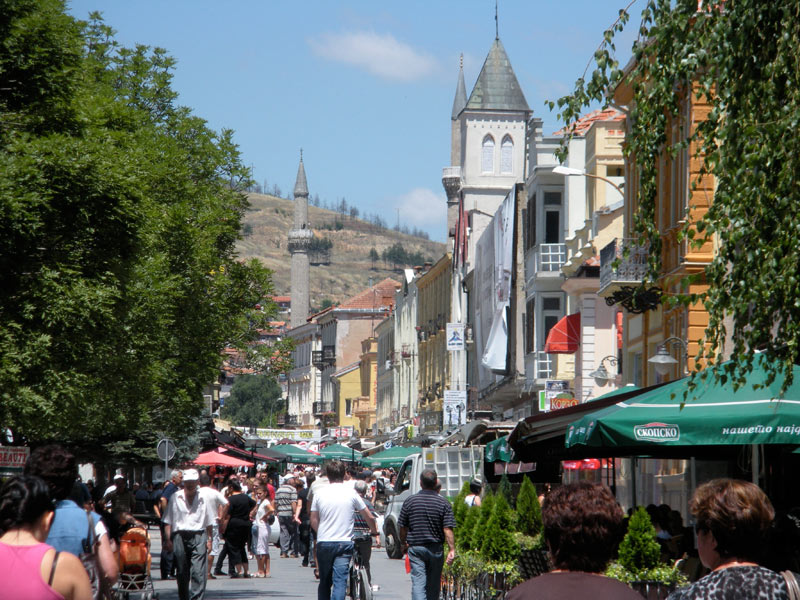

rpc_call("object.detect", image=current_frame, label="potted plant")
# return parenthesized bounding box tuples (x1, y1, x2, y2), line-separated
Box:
(479, 494, 521, 590)
(606, 507, 688, 599)
(514, 477, 550, 580)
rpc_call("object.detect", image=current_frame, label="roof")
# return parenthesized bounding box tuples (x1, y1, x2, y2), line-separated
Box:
(451, 58, 467, 119)
(293, 156, 308, 197)
(464, 39, 529, 113)
(554, 107, 625, 136)
(332, 361, 360, 378)
(337, 278, 400, 311)
(271, 295, 291, 303)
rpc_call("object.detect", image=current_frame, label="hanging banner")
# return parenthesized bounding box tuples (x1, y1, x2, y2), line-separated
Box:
(481, 190, 515, 373)
(446, 323, 465, 351)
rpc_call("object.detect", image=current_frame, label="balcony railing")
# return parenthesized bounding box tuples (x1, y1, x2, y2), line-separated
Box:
(313, 401, 334, 415)
(599, 238, 649, 295)
(536, 243, 567, 273)
(284, 414, 299, 426)
(312, 345, 336, 370)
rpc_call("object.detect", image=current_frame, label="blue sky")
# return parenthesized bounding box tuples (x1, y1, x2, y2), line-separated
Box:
(66, 1, 638, 242)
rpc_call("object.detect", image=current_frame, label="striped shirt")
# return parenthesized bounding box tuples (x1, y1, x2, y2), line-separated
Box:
(397, 490, 455, 545)
(275, 484, 297, 517)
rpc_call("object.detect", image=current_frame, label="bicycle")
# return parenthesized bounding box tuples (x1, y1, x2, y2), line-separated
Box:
(348, 533, 373, 600)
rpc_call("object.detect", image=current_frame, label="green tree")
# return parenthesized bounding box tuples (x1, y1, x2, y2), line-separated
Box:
(552, 1, 800, 391)
(497, 474, 513, 507)
(0, 3, 277, 446)
(515, 476, 543, 537)
(617, 507, 661, 576)
(220, 374, 283, 428)
(480, 493, 520, 563)
(369, 247, 379, 270)
(471, 490, 495, 553)
(452, 480, 472, 529)
(457, 504, 481, 552)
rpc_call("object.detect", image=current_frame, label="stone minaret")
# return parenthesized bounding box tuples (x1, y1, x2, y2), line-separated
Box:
(288, 153, 312, 328)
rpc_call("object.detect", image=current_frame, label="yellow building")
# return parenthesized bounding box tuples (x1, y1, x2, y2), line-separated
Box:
(416, 254, 452, 432)
(606, 80, 714, 386)
(330, 362, 360, 433)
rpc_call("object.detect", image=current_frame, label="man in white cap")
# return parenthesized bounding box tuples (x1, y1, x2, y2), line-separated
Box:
(163, 469, 214, 600)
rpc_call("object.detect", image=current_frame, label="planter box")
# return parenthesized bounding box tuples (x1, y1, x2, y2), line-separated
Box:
(518, 548, 551, 581)
(630, 580, 678, 600)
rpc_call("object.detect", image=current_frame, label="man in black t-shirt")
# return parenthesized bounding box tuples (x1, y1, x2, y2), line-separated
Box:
(398, 469, 455, 600)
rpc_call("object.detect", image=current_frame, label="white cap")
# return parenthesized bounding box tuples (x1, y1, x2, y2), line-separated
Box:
(182, 469, 200, 482)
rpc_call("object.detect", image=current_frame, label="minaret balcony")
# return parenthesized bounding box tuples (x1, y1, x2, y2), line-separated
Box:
(442, 166, 463, 199)
(288, 228, 313, 252)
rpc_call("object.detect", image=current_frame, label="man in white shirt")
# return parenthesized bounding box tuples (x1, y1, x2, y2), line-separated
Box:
(311, 461, 378, 600)
(199, 472, 229, 580)
(163, 469, 214, 600)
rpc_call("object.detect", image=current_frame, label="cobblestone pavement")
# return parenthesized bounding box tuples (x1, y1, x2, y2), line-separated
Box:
(138, 527, 411, 600)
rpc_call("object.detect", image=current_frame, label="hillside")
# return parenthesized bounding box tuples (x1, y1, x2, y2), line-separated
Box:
(236, 193, 447, 307)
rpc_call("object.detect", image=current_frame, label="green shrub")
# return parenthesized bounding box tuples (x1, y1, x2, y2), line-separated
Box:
(498, 474, 513, 507)
(452, 480, 471, 528)
(515, 476, 542, 537)
(457, 504, 481, 552)
(480, 494, 520, 563)
(471, 490, 495, 552)
(617, 506, 662, 576)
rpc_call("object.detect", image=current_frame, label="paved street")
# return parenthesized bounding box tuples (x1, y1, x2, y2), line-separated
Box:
(143, 528, 411, 600)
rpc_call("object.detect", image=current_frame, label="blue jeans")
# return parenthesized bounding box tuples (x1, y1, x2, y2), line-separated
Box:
(316, 541, 353, 600)
(408, 544, 444, 600)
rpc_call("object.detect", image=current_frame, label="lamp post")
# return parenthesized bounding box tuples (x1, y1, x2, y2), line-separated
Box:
(588, 355, 620, 387)
(446, 405, 453, 428)
(648, 337, 689, 377)
(553, 165, 624, 197)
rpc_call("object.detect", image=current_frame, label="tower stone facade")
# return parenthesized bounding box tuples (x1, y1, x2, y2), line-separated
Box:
(288, 155, 312, 328)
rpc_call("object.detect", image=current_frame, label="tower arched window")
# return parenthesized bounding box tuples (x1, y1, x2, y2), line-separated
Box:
(481, 135, 495, 173)
(501, 135, 513, 174)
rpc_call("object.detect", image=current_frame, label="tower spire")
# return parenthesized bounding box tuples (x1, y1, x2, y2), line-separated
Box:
(288, 152, 311, 328)
(495, 0, 499, 40)
(451, 54, 468, 119)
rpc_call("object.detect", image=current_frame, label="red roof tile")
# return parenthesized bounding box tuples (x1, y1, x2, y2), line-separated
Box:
(554, 108, 625, 136)
(338, 278, 401, 310)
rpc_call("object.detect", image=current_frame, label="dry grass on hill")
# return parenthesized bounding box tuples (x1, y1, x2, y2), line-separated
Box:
(236, 193, 447, 307)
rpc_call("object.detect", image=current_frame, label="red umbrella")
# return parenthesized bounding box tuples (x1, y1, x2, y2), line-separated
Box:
(193, 450, 253, 467)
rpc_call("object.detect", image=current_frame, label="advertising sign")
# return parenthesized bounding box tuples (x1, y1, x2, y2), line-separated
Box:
(539, 380, 576, 412)
(233, 427, 322, 441)
(446, 323, 465, 351)
(443, 390, 467, 427)
(0, 446, 29, 477)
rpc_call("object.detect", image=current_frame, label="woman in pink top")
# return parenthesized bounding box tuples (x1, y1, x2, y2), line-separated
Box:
(0, 475, 92, 600)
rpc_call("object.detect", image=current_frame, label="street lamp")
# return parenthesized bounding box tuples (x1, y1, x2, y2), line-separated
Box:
(588, 355, 619, 387)
(446, 405, 453, 428)
(553, 165, 624, 197)
(648, 337, 689, 377)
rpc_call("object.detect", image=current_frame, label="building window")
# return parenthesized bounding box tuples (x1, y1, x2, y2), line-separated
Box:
(539, 294, 563, 350)
(345, 398, 352, 416)
(481, 135, 495, 173)
(543, 191, 562, 244)
(500, 135, 513, 174)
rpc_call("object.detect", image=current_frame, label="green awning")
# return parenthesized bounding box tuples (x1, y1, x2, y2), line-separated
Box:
(566, 356, 800, 450)
(320, 443, 362, 461)
(485, 435, 513, 462)
(363, 445, 421, 469)
(270, 444, 323, 465)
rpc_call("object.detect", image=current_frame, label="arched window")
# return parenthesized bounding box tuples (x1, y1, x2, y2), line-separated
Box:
(501, 135, 513, 173)
(481, 135, 495, 173)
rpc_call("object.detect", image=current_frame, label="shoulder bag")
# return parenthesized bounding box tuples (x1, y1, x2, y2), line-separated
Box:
(782, 570, 800, 600)
(80, 512, 112, 600)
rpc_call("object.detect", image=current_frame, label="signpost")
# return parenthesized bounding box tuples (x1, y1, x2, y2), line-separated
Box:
(157, 438, 176, 483)
(444, 390, 467, 427)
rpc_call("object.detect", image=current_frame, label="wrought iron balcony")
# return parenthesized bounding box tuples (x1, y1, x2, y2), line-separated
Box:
(312, 344, 336, 370)
(284, 414, 299, 426)
(598, 238, 661, 313)
(313, 401, 334, 415)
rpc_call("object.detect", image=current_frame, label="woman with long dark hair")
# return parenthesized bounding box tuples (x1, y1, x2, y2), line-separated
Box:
(0, 475, 92, 600)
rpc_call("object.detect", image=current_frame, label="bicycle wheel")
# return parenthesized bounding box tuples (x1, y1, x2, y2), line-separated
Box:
(358, 566, 372, 600)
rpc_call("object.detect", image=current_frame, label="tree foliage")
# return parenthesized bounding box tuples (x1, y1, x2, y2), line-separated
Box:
(617, 506, 661, 575)
(456, 504, 481, 552)
(551, 1, 800, 391)
(480, 493, 520, 563)
(470, 489, 495, 553)
(452, 480, 471, 529)
(0, 2, 277, 446)
(515, 476, 543, 537)
(220, 374, 283, 428)
(497, 473, 513, 507)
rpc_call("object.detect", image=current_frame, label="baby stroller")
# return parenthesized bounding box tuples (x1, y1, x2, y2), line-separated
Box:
(114, 526, 158, 600)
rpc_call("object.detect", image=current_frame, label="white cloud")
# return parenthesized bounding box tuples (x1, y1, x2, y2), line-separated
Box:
(309, 31, 438, 82)
(394, 188, 447, 237)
